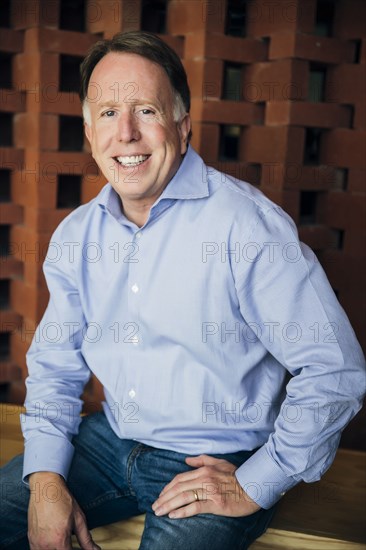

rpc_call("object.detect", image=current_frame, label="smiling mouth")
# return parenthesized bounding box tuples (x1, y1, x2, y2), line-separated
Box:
(114, 154, 150, 168)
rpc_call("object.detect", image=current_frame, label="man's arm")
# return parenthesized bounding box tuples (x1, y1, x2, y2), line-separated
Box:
(153, 205, 365, 517)
(21, 221, 99, 548)
(28, 472, 100, 550)
(232, 205, 366, 508)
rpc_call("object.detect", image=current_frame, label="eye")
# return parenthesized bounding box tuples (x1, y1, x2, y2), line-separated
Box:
(102, 110, 116, 117)
(140, 108, 155, 116)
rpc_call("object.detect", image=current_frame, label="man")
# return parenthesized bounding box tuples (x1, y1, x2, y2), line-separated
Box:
(1, 31, 365, 550)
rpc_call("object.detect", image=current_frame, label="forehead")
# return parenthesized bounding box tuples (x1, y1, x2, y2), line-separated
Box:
(88, 52, 173, 104)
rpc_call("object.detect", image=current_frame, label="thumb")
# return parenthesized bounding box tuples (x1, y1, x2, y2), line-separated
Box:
(74, 509, 101, 550)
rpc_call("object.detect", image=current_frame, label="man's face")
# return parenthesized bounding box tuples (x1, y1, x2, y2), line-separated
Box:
(84, 52, 191, 210)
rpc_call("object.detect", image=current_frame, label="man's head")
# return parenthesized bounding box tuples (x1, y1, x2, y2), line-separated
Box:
(80, 31, 191, 127)
(80, 31, 191, 221)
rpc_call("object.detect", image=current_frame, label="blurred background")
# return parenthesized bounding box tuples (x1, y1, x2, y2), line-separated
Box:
(0, 0, 365, 449)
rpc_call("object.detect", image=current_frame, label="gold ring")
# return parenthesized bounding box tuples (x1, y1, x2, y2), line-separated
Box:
(193, 489, 199, 501)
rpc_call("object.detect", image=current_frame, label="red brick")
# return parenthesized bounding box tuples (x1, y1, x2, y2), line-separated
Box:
(168, 0, 225, 35)
(184, 33, 268, 63)
(0, 362, 22, 384)
(205, 35, 268, 64)
(282, 164, 335, 191)
(11, 225, 52, 266)
(0, 89, 26, 114)
(298, 225, 333, 251)
(12, 170, 57, 209)
(241, 126, 305, 164)
(200, 160, 262, 186)
(86, 0, 141, 36)
(0, 257, 23, 279)
(0, 203, 23, 225)
(265, 101, 352, 128)
(40, 92, 83, 117)
(0, 148, 24, 171)
(11, 329, 32, 367)
(0, 310, 22, 332)
(82, 173, 106, 204)
(23, 150, 92, 177)
(8, 379, 27, 403)
(243, 59, 308, 101)
(14, 113, 59, 150)
(24, 27, 98, 55)
(354, 102, 366, 130)
(325, 192, 366, 234)
(183, 58, 223, 100)
(246, 0, 316, 37)
(333, 0, 366, 40)
(320, 129, 366, 169)
(360, 39, 366, 65)
(191, 98, 263, 126)
(320, 251, 364, 291)
(184, 31, 207, 58)
(190, 122, 220, 162)
(326, 65, 366, 106)
(0, 28, 24, 53)
(23, 207, 69, 234)
(160, 35, 184, 59)
(11, 0, 59, 30)
(13, 53, 60, 100)
(348, 169, 366, 193)
(11, 280, 49, 323)
(270, 32, 355, 64)
(260, 187, 299, 222)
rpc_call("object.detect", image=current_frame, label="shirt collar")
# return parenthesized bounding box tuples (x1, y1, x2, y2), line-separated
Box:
(97, 146, 209, 219)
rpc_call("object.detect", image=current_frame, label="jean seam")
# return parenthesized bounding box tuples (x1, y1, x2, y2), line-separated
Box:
(126, 443, 148, 496)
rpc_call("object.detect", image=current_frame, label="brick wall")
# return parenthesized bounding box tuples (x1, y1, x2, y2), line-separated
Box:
(0, 0, 365, 446)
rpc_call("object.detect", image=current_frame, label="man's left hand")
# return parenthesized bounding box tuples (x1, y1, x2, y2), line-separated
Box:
(152, 455, 261, 519)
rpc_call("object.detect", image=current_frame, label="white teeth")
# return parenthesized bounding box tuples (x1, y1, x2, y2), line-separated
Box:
(116, 155, 149, 166)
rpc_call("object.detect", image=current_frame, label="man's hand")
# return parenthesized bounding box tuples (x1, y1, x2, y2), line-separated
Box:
(27, 472, 101, 550)
(152, 455, 261, 519)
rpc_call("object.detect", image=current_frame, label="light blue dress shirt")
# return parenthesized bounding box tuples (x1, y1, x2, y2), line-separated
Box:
(22, 147, 365, 508)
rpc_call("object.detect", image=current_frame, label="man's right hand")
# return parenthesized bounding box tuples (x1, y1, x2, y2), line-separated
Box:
(28, 472, 101, 550)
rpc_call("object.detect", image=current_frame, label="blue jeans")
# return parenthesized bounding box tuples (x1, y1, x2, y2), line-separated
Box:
(0, 412, 276, 549)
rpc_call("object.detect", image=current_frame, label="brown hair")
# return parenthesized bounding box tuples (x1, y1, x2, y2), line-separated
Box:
(79, 31, 190, 115)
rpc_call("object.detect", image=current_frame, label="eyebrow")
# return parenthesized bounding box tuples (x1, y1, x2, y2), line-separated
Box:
(96, 98, 165, 114)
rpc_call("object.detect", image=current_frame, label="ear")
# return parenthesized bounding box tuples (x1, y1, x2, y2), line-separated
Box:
(178, 114, 191, 155)
(84, 122, 92, 144)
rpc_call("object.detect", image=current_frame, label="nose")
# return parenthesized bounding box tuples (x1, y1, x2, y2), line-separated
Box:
(117, 111, 140, 142)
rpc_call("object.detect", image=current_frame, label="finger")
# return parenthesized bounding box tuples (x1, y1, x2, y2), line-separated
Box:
(74, 510, 101, 550)
(168, 497, 214, 519)
(185, 455, 224, 467)
(158, 468, 201, 497)
(154, 485, 206, 517)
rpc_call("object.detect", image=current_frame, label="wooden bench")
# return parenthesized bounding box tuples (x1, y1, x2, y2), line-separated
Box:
(1, 404, 365, 549)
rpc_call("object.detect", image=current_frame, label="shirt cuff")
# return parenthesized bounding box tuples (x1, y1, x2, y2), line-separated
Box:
(22, 435, 75, 486)
(235, 444, 299, 509)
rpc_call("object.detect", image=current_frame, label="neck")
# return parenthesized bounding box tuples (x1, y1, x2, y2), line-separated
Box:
(121, 199, 153, 227)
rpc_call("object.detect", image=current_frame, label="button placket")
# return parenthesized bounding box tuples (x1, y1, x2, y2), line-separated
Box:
(125, 231, 143, 404)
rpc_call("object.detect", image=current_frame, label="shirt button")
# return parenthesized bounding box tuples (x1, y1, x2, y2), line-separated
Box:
(129, 389, 136, 398)
(135, 231, 142, 239)
(131, 284, 139, 293)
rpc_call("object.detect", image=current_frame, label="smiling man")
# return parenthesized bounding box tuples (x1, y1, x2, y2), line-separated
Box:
(83, 49, 190, 226)
(0, 31, 365, 550)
